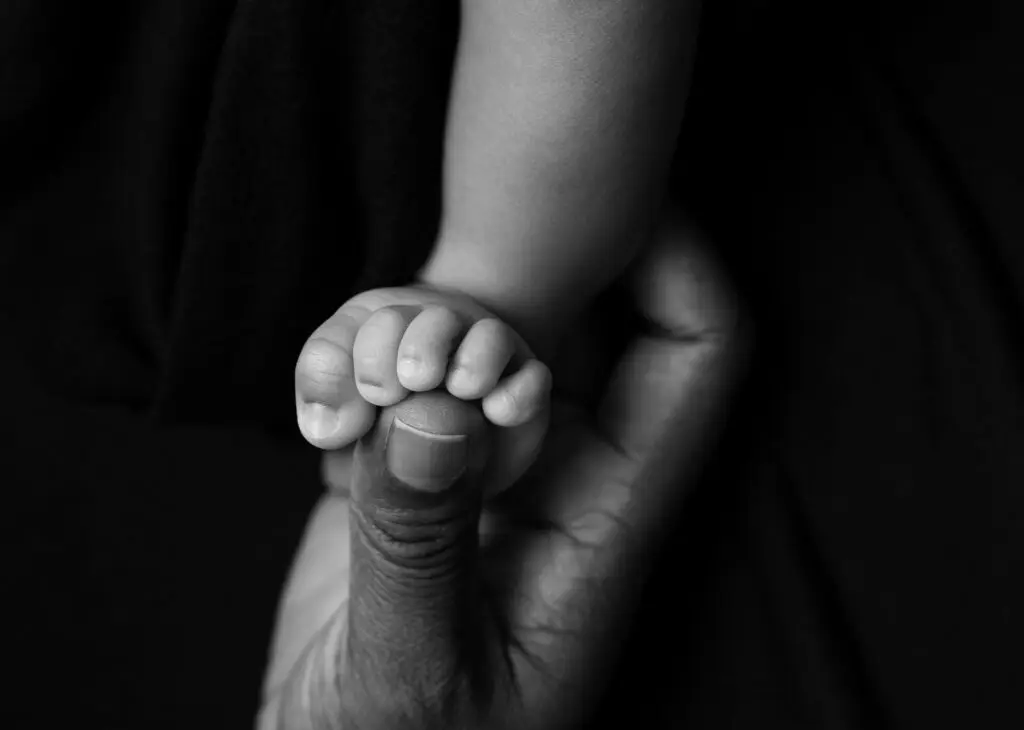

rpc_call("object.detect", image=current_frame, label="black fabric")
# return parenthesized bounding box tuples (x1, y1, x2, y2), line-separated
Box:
(0, 0, 457, 431)
(3, 0, 1022, 727)
(606, 2, 1024, 728)
(3, 1, 457, 726)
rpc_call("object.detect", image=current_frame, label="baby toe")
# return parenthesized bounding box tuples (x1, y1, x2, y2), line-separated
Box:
(396, 306, 464, 392)
(353, 306, 412, 406)
(482, 358, 552, 428)
(446, 318, 516, 400)
(294, 334, 376, 449)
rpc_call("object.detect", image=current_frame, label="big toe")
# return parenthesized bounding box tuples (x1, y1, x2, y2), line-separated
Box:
(295, 337, 377, 449)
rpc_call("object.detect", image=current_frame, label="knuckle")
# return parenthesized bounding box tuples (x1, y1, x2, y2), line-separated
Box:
(353, 503, 476, 581)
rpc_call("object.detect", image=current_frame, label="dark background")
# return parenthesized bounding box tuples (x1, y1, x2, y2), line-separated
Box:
(3, 0, 1022, 727)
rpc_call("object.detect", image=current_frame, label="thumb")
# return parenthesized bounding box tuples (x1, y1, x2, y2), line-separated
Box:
(345, 390, 492, 719)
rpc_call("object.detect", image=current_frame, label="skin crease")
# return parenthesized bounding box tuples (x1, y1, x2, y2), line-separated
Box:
(276, 0, 707, 726)
(263, 212, 745, 730)
(296, 287, 552, 499)
(294, 0, 702, 517)
(421, 0, 702, 349)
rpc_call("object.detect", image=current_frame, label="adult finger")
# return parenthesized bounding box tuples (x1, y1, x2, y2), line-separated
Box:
(457, 217, 745, 723)
(522, 214, 745, 571)
(598, 214, 743, 468)
(343, 390, 493, 725)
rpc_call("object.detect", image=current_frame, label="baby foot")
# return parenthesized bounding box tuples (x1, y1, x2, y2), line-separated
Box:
(295, 287, 552, 495)
(354, 305, 550, 428)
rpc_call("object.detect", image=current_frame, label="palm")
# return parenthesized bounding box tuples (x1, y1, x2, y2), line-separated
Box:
(262, 223, 741, 730)
(274, 400, 627, 715)
(470, 401, 639, 725)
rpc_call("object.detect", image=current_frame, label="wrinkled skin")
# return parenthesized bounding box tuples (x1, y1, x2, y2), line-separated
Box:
(259, 212, 746, 730)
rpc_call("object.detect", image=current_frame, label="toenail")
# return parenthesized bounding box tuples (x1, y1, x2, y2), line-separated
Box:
(357, 375, 386, 388)
(448, 367, 473, 393)
(397, 357, 421, 381)
(496, 391, 516, 417)
(298, 401, 342, 441)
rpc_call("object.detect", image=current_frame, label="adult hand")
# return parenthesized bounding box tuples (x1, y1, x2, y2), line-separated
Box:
(260, 214, 745, 729)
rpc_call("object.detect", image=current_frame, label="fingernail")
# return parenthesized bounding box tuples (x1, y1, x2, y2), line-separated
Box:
(298, 401, 342, 441)
(386, 417, 468, 492)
